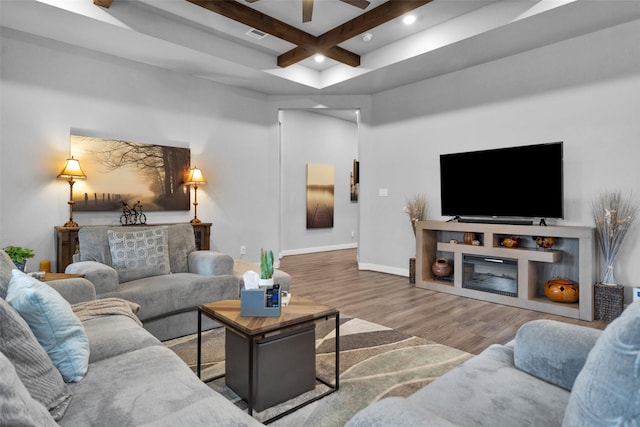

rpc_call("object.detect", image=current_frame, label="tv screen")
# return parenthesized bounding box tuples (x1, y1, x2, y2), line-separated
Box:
(440, 142, 563, 221)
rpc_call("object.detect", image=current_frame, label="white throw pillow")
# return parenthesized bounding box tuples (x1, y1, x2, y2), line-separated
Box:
(108, 226, 170, 283)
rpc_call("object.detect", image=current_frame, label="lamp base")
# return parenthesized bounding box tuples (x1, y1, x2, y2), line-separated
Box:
(63, 220, 79, 227)
(190, 218, 202, 224)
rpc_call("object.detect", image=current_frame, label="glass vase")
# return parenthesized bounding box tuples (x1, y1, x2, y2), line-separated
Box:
(601, 264, 616, 286)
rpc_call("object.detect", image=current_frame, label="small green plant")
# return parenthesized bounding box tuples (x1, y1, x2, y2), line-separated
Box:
(3, 246, 35, 264)
(260, 249, 274, 279)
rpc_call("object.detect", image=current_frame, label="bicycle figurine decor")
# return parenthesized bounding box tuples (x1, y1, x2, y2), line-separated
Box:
(120, 201, 147, 225)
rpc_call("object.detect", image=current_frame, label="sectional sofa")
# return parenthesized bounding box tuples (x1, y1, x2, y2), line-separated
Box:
(347, 300, 640, 426)
(0, 249, 261, 426)
(64, 223, 290, 341)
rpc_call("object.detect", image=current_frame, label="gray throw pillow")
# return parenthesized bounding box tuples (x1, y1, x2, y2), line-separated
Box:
(0, 351, 58, 427)
(108, 226, 170, 283)
(562, 300, 640, 426)
(0, 297, 72, 420)
(78, 226, 112, 265)
(0, 249, 15, 299)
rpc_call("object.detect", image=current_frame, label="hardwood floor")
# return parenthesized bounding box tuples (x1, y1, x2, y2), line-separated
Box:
(280, 249, 607, 355)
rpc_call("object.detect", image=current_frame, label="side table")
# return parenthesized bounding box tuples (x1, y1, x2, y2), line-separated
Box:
(197, 296, 339, 424)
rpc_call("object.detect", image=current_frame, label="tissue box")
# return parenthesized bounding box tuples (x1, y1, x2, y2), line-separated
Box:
(240, 286, 281, 317)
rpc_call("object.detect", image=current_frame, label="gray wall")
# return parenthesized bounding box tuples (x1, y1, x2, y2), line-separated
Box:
(0, 28, 275, 267)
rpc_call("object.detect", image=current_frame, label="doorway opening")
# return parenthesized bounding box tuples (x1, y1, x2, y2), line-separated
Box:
(278, 109, 360, 261)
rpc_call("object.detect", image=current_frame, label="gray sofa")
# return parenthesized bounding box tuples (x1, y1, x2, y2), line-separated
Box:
(64, 223, 241, 341)
(347, 300, 640, 426)
(0, 249, 261, 426)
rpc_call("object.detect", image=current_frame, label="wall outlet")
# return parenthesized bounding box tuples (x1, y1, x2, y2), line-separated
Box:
(240, 245, 246, 255)
(351, 231, 356, 238)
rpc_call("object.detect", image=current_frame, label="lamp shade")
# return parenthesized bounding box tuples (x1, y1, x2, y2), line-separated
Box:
(58, 157, 87, 179)
(184, 167, 206, 185)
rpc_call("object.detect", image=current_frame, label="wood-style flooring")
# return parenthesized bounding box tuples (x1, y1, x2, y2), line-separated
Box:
(280, 249, 607, 355)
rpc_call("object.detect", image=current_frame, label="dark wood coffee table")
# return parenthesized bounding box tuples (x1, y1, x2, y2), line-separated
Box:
(197, 296, 339, 424)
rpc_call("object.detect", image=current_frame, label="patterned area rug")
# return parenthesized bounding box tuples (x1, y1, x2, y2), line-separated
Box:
(165, 316, 472, 426)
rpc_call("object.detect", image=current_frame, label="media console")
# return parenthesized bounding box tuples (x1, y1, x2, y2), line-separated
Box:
(415, 220, 595, 321)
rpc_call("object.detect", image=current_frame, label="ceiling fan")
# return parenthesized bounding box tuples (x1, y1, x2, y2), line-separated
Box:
(245, 0, 371, 23)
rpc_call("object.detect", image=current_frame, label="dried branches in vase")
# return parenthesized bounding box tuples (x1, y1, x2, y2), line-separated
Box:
(592, 191, 639, 285)
(404, 194, 427, 236)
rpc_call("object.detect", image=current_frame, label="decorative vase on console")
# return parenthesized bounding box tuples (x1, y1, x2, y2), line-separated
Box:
(463, 232, 475, 245)
(432, 257, 453, 278)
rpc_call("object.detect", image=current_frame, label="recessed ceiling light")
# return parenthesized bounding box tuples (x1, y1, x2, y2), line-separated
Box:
(403, 15, 416, 25)
(314, 54, 326, 63)
(361, 33, 373, 42)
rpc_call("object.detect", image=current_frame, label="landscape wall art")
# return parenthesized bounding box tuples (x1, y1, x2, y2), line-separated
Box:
(70, 134, 190, 212)
(306, 163, 335, 229)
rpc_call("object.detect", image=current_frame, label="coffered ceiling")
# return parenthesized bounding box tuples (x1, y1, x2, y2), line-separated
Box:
(2, 0, 640, 95)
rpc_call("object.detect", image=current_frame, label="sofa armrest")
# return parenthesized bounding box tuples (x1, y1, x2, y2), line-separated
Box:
(188, 251, 234, 276)
(65, 261, 119, 295)
(514, 319, 601, 390)
(45, 278, 96, 305)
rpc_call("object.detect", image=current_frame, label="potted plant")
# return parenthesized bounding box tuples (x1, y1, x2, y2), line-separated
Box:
(3, 246, 35, 272)
(259, 248, 274, 287)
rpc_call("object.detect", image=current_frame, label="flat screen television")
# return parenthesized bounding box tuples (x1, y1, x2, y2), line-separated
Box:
(440, 142, 563, 222)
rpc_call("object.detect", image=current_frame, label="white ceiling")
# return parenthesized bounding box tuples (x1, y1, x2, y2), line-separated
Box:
(2, 0, 640, 95)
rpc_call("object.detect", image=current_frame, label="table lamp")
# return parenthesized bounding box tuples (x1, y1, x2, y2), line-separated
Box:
(57, 156, 87, 227)
(184, 167, 207, 223)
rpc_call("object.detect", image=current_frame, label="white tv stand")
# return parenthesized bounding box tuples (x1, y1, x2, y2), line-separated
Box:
(415, 220, 595, 321)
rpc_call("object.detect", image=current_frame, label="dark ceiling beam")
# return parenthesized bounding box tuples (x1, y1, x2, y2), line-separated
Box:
(278, 44, 360, 67)
(187, 0, 315, 46)
(278, 0, 432, 67)
(187, 0, 360, 67)
(94, 0, 113, 8)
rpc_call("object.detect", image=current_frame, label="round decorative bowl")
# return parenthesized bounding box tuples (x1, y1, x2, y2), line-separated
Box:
(500, 237, 521, 248)
(544, 278, 579, 303)
(432, 257, 453, 278)
(533, 236, 555, 249)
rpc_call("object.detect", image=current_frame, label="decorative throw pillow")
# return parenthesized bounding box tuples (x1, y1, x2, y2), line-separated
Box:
(6, 270, 90, 383)
(108, 226, 170, 283)
(0, 351, 59, 427)
(0, 298, 71, 420)
(0, 249, 15, 299)
(562, 300, 640, 426)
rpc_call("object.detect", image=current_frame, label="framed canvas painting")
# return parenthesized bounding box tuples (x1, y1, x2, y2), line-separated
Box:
(306, 163, 334, 229)
(70, 134, 190, 212)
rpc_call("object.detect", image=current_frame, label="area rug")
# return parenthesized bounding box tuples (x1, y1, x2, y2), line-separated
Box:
(164, 317, 473, 426)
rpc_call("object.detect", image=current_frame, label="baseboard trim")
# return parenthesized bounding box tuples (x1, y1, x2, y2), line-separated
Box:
(358, 262, 408, 277)
(280, 243, 357, 257)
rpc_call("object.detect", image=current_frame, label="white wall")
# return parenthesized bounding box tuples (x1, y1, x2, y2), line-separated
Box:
(359, 19, 640, 301)
(0, 28, 275, 268)
(280, 110, 358, 255)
